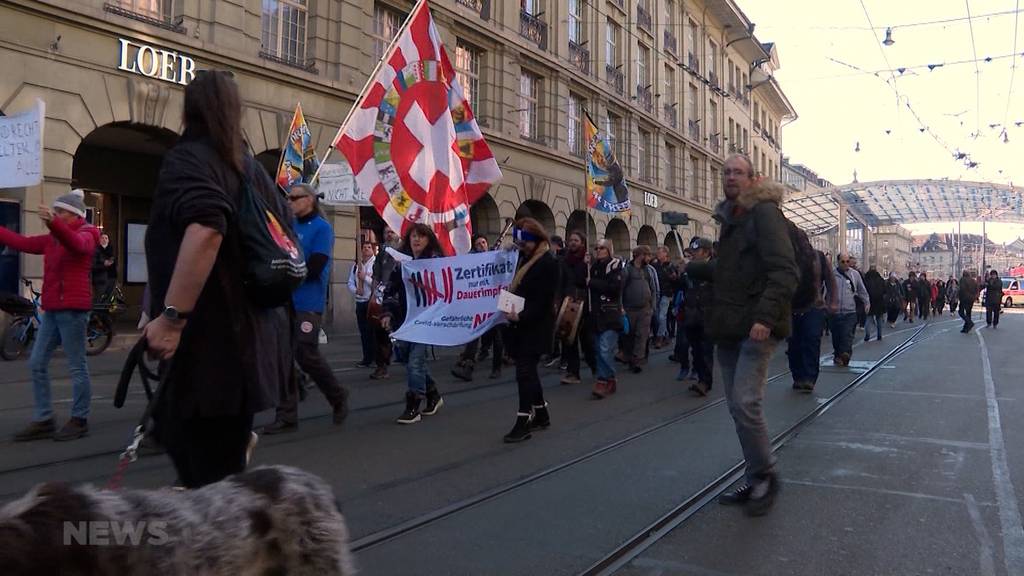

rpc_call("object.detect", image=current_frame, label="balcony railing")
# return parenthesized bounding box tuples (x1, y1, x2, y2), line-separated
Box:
(569, 41, 590, 75)
(686, 53, 700, 73)
(664, 29, 677, 56)
(519, 10, 548, 50)
(709, 72, 719, 90)
(663, 103, 678, 128)
(636, 84, 652, 113)
(709, 133, 720, 153)
(454, 0, 489, 19)
(606, 64, 624, 95)
(104, 1, 185, 32)
(637, 3, 652, 34)
(688, 119, 700, 140)
(728, 83, 736, 95)
(611, 0, 624, 8)
(729, 143, 738, 153)
(753, 120, 762, 133)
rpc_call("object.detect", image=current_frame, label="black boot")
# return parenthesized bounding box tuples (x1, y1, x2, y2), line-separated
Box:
(744, 473, 781, 517)
(396, 392, 423, 424)
(530, 403, 550, 430)
(451, 358, 475, 382)
(423, 386, 444, 416)
(503, 413, 533, 443)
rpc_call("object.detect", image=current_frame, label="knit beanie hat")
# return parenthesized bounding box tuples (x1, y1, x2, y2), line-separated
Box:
(53, 189, 87, 219)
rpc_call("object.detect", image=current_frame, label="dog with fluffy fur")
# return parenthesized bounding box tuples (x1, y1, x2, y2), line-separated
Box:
(0, 465, 354, 575)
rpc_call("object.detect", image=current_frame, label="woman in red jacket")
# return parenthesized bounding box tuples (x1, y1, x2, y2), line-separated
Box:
(0, 190, 99, 441)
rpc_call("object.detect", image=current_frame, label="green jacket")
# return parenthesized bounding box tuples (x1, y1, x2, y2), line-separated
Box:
(686, 180, 799, 342)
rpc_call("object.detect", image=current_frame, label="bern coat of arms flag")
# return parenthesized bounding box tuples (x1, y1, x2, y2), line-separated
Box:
(333, 0, 502, 255)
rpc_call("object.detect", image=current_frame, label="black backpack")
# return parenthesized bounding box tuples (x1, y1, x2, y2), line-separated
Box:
(786, 221, 821, 310)
(235, 164, 307, 307)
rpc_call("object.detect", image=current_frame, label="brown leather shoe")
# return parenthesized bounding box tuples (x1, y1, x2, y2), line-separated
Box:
(591, 379, 609, 399)
(13, 418, 56, 442)
(53, 417, 89, 442)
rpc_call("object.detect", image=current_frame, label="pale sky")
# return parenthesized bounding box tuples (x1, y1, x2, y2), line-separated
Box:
(743, 0, 1024, 243)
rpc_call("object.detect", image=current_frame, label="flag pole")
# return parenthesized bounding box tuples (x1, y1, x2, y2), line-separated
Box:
(310, 0, 429, 186)
(582, 108, 594, 313)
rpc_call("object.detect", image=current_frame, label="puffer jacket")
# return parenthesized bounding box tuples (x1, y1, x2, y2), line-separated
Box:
(589, 256, 624, 333)
(686, 180, 799, 341)
(0, 217, 99, 311)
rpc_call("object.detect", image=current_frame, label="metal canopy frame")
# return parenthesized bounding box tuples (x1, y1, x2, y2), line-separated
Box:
(781, 180, 1024, 235)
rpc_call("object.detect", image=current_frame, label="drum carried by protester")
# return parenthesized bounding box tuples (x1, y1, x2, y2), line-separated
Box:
(554, 295, 584, 343)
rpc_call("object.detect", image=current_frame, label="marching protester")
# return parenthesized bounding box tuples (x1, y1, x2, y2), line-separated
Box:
(958, 269, 979, 333)
(946, 275, 959, 316)
(680, 237, 715, 396)
(559, 230, 594, 386)
(91, 232, 116, 301)
(830, 253, 870, 366)
(451, 233, 504, 381)
(933, 278, 946, 317)
(916, 272, 931, 320)
(621, 245, 658, 373)
(984, 270, 1004, 329)
(349, 234, 377, 368)
(501, 218, 559, 443)
(370, 227, 401, 380)
(382, 224, 445, 424)
(588, 239, 625, 399)
(862, 265, 886, 342)
(688, 154, 798, 516)
(262, 184, 350, 434)
(143, 70, 293, 486)
(1, 189, 99, 442)
(885, 272, 905, 328)
(902, 272, 918, 322)
(786, 223, 835, 393)
(652, 246, 678, 349)
(849, 256, 867, 330)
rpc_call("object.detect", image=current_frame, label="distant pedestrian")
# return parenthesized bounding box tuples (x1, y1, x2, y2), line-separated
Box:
(91, 232, 116, 301)
(502, 218, 558, 443)
(558, 231, 594, 386)
(902, 272, 918, 322)
(588, 239, 625, 399)
(621, 245, 658, 373)
(688, 154, 798, 516)
(984, 270, 1003, 328)
(262, 183, 350, 434)
(958, 269, 979, 333)
(884, 272, 904, 327)
(916, 272, 931, 320)
(144, 70, 293, 487)
(349, 235, 377, 367)
(651, 246, 678, 349)
(946, 276, 959, 316)
(830, 253, 870, 366)
(369, 227, 401, 380)
(383, 224, 445, 424)
(680, 237, 715, 396)
(1, 189, 99, 442)
(933, 279, 946, 316)
(786, 223, 835, 393)
(862, 266, 886, 342)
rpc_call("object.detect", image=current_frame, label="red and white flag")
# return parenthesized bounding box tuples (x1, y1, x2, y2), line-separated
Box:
(333, 0, 501, 255)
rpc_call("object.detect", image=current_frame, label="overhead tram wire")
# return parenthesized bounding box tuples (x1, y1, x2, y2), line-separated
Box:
(757, 6, 1024, 32)
(966, 0, 982, 134)
(857, 0, 901, 101)
(1004, 0, 1021, 131)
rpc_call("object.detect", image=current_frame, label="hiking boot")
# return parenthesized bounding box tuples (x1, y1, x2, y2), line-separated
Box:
(592, 379, 610, 399)
(13, 418, 56, 442)
(53, 417, 89, 442)
(261, 420, 297, 435)
(839, 352, 851, 366)
(332, 388, 350, 425)
(689, 381, 709, 397)
(792, 380, 815, 393)
(560, 374, 581, 385)
(451, 359, 474, 382)
(530, 403, 550, 430)
(744, 474, 781, 517)
(608, 377, 618, 395)
(719, 483, 753, 506)
(503, 413, 533, 443)
(396, 392, 422, 424)
(423, 388, 444, 416)
(370, 367, 389, 380)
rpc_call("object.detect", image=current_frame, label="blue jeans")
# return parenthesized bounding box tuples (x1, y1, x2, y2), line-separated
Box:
(717, 337, 779, 483)
(29, 310, 91, 421)
(403, 342, 435, 396)
(787, 307, 826, 384)
(595, 330, 618, 380)
(655, 296, 672, 338)
(865, 313, 884, 340)
(829, 312, 858, 357)
(355, 301, 374, 364)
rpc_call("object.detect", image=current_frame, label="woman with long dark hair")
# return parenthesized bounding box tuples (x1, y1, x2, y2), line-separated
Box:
(144, 70, 294, 487)
(381, 223, 445, 424)
(502, 217, 559, 442)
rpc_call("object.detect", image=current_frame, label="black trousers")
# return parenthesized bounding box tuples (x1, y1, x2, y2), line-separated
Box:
(276, 339, 347, 423)
(373, 324, 392, 368)
(986, 304, 1002, 326)
(563, 315, 596, 377)
(959, 299, 975, 330)
(458, 327, 503, 372)
(918, 297, 930, 319)
(684, 324, 714, 387)
(886, 305, 901, 324)
(160, 413, 254, 489)
(515, 352, 544, 413)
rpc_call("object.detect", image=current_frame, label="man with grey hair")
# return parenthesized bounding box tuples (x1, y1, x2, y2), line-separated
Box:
(687, 153, 798, 516)
(622, 245, 658, 373)
(830, 252, 870, 366)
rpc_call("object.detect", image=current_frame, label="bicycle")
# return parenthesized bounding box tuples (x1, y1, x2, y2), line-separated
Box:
(1, 279, 42, 361)
(87, 282, 128, 356)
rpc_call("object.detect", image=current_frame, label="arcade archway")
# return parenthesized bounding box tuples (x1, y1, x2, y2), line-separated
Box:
(605, 218, 630, 259)
(637, 225, 658, 249)
(515, 199, 556, 235)
(566, 210, 598, 247)
(471, 193, 502, 243)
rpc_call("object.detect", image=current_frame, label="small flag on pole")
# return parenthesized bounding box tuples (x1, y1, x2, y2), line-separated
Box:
(276, 103, 319, 190)
(584, 112, 630, 214)
(332, 0, 501, 255)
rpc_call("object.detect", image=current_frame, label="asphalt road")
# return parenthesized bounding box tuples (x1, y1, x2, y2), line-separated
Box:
(0, 309, 1017, 575)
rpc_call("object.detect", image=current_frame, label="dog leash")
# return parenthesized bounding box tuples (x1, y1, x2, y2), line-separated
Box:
(108, 338, 167, 490)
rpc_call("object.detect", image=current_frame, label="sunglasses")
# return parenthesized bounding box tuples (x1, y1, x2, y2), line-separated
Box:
(288, 195, 309, 202)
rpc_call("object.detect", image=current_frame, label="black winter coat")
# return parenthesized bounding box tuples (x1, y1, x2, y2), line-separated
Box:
(506, 251, 559, 356)
(589, 257, 624, 333)
(985, 277, 1004, 307)
(863, 270, 886, 315)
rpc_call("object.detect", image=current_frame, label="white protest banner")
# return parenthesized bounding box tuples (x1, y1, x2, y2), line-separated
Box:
(0, 99, 45, 189)
(391, 249, 520, 346)
(318, 159, 369, 205)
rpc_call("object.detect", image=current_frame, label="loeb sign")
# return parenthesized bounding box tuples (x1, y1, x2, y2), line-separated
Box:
(117, 38, 196, 85)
